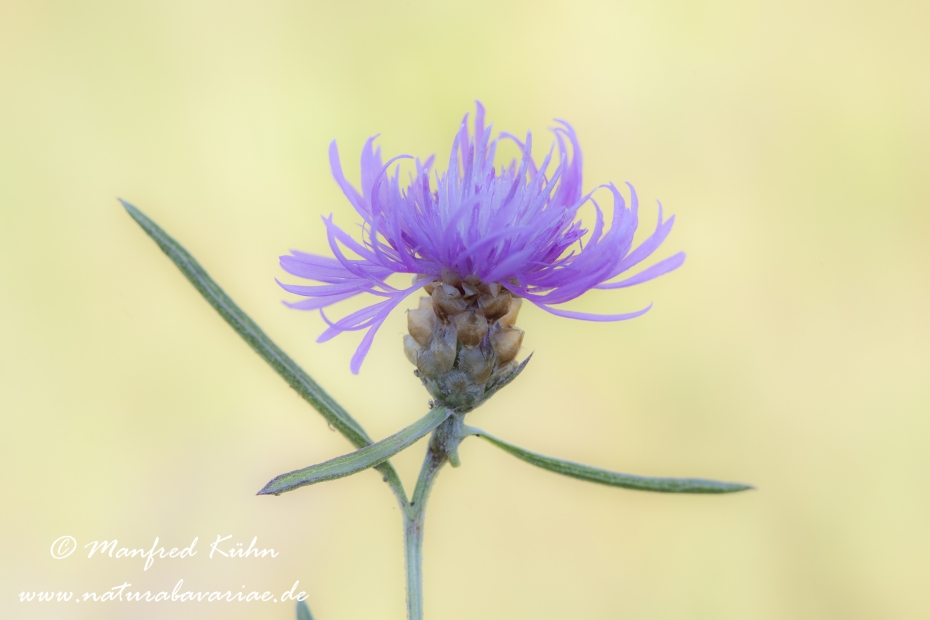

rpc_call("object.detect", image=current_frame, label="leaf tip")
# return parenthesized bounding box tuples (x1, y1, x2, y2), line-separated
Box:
(256, 481, 279, 496)
(119, 198, 148, 227)
(118, 197, 137, 213)
(708, 480, 754, 494)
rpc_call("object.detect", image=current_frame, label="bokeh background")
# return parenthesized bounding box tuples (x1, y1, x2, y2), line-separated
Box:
(2, 1, 928, 619)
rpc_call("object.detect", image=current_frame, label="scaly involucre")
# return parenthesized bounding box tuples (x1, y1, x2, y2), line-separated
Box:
(279, 103, 685, 372)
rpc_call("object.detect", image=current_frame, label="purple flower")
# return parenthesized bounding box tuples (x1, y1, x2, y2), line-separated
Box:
(279, 103, 685, 373)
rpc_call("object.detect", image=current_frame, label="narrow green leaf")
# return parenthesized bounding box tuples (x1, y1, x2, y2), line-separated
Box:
(471, 429, 753, 494)
(260, 406, 451, 495)
(121, 200, 407, 503)
(296, 600, 314, 620)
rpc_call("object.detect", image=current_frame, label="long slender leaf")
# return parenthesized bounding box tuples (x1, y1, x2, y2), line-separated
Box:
(121, 200, 407, 503)
(260, 406, 451, 495)
(470, 428, 753, 494)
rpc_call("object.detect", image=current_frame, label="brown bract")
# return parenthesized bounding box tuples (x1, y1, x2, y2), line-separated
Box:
(405, 272, 525, 410)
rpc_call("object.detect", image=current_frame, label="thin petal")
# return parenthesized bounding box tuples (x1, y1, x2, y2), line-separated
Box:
(276, 279, 371, 297)
(283, 292, 359, 310)
(531, 300, 653, 322)
(347, 280, 429, 373)
(597, 252, 686, 289)
(329, 141, 367, 217)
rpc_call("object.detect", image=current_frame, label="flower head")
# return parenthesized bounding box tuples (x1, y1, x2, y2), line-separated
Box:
(279, 103, 685, 374)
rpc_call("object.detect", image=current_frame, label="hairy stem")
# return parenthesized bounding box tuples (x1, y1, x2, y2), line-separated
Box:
(403, 414, 463, 620)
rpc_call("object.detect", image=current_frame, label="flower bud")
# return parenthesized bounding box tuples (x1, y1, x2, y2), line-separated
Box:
(452, 311, 488, 348)
(490, 325, 524, 364)
(407, 308, 435, 347)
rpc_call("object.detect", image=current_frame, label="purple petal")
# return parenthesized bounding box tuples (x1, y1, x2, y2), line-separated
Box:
(283, 104, 684, 373)
(283, 292, 358, 311)
(597, 252, 686, 289)
(532, 300, 653, 322)
(276, 279, 371, 297)
(329, 141, 367, 217)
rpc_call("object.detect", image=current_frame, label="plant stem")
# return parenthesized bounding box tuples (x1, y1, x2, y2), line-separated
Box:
(403, 413, 462, 620)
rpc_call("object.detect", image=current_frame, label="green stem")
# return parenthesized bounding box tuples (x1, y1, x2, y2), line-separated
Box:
(403, 413, 462, 620)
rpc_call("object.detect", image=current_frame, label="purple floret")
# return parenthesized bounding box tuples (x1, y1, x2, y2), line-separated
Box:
(280, 103, 685, 373)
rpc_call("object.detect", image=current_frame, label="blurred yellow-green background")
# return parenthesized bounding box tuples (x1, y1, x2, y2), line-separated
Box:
(2, 1, 928, 619)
